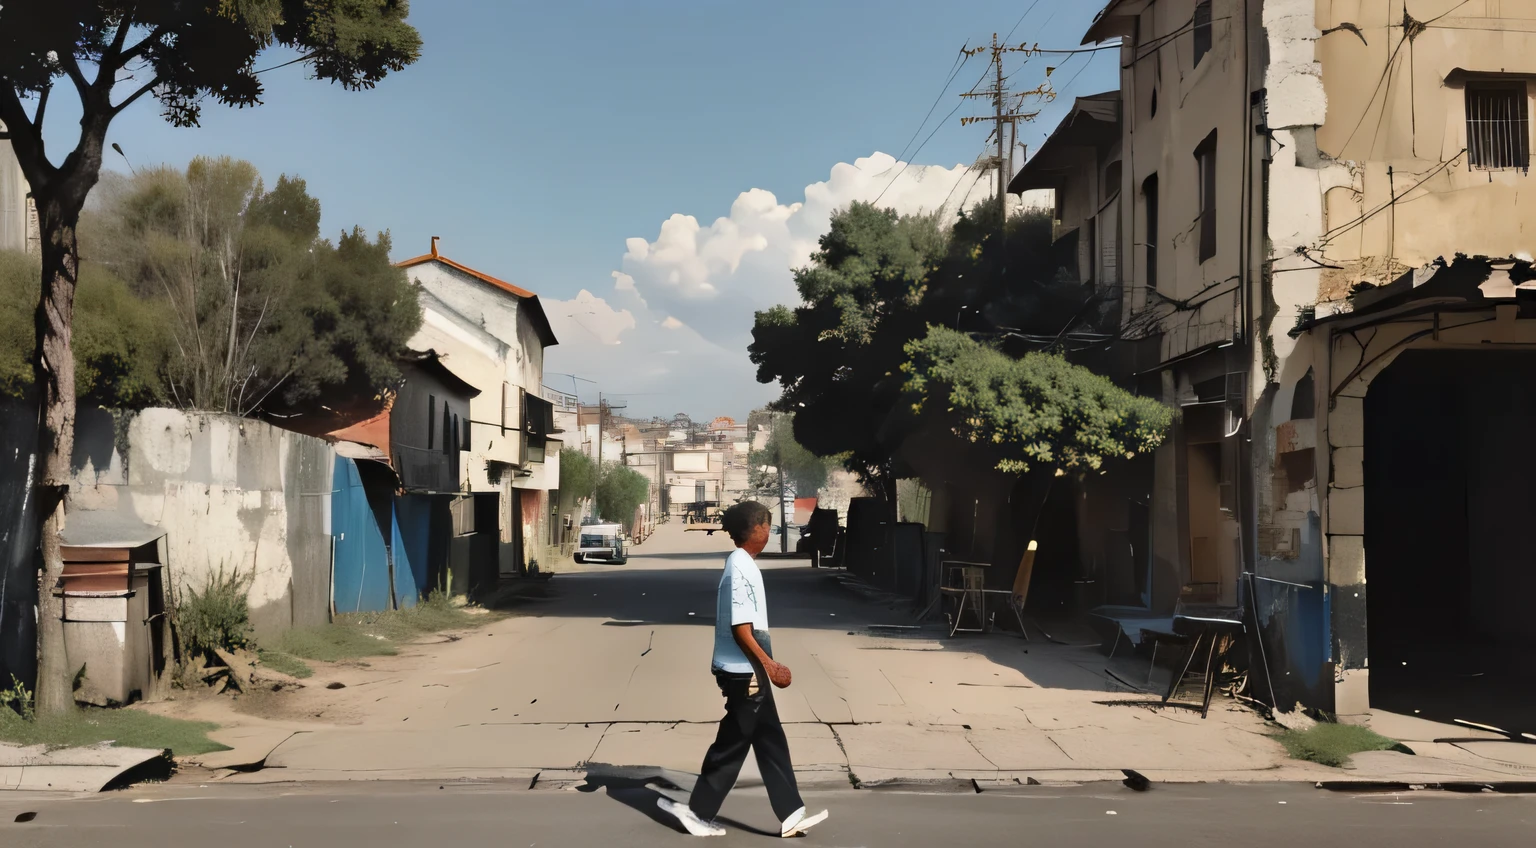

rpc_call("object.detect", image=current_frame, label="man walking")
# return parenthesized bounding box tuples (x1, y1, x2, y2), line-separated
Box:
(658, 501, 828, 838)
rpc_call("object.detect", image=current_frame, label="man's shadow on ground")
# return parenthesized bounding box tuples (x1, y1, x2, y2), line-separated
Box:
(576, 767, 776, 837)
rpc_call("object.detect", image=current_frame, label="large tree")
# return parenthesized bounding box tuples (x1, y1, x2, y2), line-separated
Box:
(749, 200, 1084, 498)
(83, 158, 420, 415)
(0, 1, 420, 714)
(901, 327, 1172, 476)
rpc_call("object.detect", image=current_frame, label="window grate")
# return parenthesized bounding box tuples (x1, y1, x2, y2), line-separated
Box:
(1466, 82, 1530, 171)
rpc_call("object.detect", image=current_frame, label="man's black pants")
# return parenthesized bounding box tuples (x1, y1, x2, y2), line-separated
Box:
(688, 673, 803, 822)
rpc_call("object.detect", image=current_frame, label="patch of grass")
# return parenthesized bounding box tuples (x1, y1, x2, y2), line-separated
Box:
(0, 706, 228, 756)
(256, 650, 314, 679)
(1275, 723, 1404, 768)
(275, 625, 398, 662)
(271, 592, 484, 663)
(342, 591, 481, 640)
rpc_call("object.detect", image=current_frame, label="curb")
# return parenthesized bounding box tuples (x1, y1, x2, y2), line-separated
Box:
(1315, 780, 1536, 794)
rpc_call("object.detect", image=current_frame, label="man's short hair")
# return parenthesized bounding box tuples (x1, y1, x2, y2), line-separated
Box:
(722, 500, 772, 544)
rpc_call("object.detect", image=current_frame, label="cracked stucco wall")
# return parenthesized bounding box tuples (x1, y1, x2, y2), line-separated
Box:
(69, 408, 335, 642)
(1258, 0, 1536, 714)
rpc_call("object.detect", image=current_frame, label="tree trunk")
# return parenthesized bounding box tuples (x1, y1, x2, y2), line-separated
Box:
(33, 196, 82, 716)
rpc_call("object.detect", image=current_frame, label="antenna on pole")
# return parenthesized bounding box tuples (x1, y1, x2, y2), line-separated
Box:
(959, 34, 1057, 243)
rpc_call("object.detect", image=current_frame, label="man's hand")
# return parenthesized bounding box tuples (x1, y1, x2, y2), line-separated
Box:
(733, 623, 791, 690)
(765, 660, 792, 689)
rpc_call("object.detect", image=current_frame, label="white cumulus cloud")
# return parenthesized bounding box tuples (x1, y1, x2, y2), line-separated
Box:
(544, 152, 1027, 420)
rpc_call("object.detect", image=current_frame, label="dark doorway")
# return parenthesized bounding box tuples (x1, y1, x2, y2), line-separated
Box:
(1364, 350, 1536, 731)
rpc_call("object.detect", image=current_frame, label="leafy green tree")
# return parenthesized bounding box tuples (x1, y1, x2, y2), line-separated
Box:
(749, 201, 1083, 498)
(748, 411, 828, 496)
(1, 250, 168, 407)
(83, 159, 420, 414)
(0, 1, 419, 715)
(596, 462, 650, 532)
(902, 327, 1172, 475)
(557, 446, 596, 520)
(750, 203, 947, 498)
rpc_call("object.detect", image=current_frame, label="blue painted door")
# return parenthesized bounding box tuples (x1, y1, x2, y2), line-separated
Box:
(331, 457, 392, 613)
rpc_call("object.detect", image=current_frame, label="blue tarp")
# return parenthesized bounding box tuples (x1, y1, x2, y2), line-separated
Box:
(331, 456, 392, 613)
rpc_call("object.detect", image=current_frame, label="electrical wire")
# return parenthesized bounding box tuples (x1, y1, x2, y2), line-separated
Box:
(874, 57, 997, 205)
(1004, 0, 1046, 43)
(1339, 27, 1410, 155)
(888, 49, 970, 169)
(1425, 0, 1476, 26)
(1318, 150, 1466, 245)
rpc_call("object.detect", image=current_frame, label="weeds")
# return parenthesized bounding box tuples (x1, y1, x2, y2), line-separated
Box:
(178, 567, 253, 655)
(268, 591, 480, 664)
(255, 650, 314, 679)
(1, 675, 35, 721)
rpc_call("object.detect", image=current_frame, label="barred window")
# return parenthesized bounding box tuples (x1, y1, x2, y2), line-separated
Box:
(1465, 82, 1530, 171)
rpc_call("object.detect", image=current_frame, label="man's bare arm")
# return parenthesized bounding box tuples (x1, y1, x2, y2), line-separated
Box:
(732, 623, 791, 689)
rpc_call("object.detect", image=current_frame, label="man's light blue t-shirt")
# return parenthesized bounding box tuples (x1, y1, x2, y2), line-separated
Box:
(711, 548, 768, 675)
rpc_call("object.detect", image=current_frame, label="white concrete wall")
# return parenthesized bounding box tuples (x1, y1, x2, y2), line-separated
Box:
(410, 291, 524, 483)
(69, 408, 335, 641)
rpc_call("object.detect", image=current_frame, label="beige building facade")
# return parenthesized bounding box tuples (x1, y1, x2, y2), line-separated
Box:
(1024, 0, 1536, 723)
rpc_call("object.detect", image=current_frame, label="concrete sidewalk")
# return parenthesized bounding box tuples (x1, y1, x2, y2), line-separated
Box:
(140, 524, 1535, 791)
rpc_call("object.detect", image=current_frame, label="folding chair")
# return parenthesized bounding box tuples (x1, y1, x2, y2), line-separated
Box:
(995, 541, 1037, 641)
(939, 561, 991, 637)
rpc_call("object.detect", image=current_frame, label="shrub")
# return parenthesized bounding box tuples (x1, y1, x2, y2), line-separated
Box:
(178, 568, 253, 656)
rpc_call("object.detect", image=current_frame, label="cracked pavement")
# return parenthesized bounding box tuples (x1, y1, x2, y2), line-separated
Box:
(147, 523, 1341, 789)
(161, 524, 1337, 787)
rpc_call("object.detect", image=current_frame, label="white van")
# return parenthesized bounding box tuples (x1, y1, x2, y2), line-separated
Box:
(575, 523, 627, 564)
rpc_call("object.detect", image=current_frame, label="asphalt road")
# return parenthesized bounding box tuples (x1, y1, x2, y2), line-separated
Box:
(3, 780, 1532, 847)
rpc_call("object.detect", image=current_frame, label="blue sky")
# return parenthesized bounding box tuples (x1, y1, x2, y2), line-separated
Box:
(51, 0, 1117, 419)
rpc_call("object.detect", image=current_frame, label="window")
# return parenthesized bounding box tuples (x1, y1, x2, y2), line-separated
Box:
(442, 405, 452, 455)
(427, 395, 436, 450)
(1193, 1, 1213, 68)
(523, 391, 555, 464)
(1143, 174, 1159, 291)
(1465, 81, 1530, 171)
(1195, 131, 1218, 263)
(462, 415, 471, 451)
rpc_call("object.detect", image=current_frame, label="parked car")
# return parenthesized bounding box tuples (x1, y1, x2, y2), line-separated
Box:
(575, 522, 627, 564)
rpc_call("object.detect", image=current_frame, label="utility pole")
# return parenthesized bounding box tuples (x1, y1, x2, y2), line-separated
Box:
(961, 34, 1056, 243)
(776, 415, 789, 554)
(994, 32, 1005, 225)
(593, 391, 602, 521)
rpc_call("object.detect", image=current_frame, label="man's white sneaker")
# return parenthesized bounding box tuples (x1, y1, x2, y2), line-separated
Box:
(657, 798, 726, 837)
(780, 807, 829, 837)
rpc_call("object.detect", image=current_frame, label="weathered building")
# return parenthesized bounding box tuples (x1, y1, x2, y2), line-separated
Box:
(397, 239, 562, 575)
(1026, 0, 1536, 725)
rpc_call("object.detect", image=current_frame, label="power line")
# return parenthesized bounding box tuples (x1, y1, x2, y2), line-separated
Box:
(873, 55, 996, 205)
(889, 48, 970, 168)
(1003, 0, 1046, 43)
